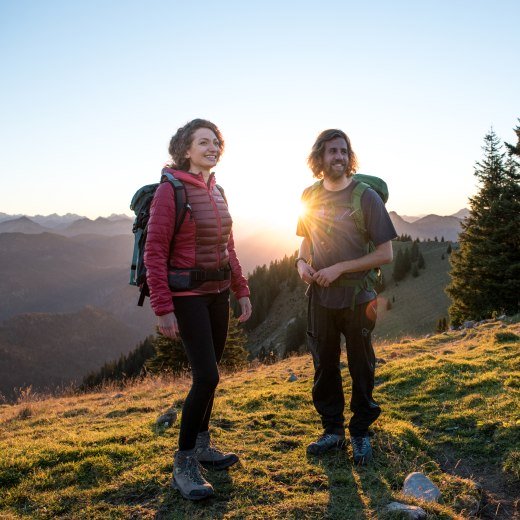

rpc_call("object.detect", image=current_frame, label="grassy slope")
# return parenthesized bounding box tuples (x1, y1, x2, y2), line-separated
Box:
(248, 241, 454, 354)
(375, 241, 454, 341)
(0, 320, 518, 519)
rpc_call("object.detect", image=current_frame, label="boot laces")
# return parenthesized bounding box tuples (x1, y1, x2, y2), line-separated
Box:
(185, 456, 207, 485)
(352, 436, 368, 452)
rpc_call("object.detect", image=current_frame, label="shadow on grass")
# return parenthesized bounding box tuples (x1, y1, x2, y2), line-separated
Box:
(305, 446, 395, 520)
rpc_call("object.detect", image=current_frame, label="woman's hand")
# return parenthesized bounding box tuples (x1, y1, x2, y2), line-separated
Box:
(237, 296, 252, 323)
(157, 312, 179, 339)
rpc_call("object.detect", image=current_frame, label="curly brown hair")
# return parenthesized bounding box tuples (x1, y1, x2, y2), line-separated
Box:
(307, 129, 358, 179)
(168, 119, 225, 172)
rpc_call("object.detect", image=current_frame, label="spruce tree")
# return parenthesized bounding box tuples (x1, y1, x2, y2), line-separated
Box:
(147, 313, 249, 374)
(418, 252, 426, 269)
(392, 249, 405, 281)
(447, 129, 520, 326)
(505, 119, 520, 158)
(411, 241, 419, 263)
(223, 314, 249, 369)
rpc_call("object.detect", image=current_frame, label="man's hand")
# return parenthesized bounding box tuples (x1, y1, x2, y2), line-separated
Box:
(157, 312, 179, 339)
(297, 260, 316, 284)
(237, 296, 252, 322)
(312, 264, 343, 287)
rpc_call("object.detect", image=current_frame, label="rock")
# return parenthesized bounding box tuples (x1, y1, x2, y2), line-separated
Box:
(376, 357, 387, 365)
(113, 393, 124, 399)
(463, 321, 475, 329)
(497, 314, 506, 320)
(402, 472, 441, 502)
(156, 407, 177, 428)
(386, 502, 426, 519)
(453, 494, 480, 516)
(287, 373, 298, 382)
(424, 333, 432, 338)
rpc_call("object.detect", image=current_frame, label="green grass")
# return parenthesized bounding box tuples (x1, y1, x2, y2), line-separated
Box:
(1, 321, 518, 519)
(375, 241, 454, 341)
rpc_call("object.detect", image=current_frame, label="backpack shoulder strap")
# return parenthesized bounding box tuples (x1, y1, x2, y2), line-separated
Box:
(215, 183, 228, 205)
(350, 180, 370, 243)
(161, 170, 190, 234)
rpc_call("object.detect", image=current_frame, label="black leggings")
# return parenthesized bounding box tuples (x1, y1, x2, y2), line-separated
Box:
(173, 290, 230, 451)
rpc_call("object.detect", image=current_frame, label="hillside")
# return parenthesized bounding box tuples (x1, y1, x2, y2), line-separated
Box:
(248, 241, 454, 356)
(0, 307, 140, 399)
(0, 319, 518, 519)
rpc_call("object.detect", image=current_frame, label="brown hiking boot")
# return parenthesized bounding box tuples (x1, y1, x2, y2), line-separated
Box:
(195, 431, 239, 470)
(171, 450, 214, 500)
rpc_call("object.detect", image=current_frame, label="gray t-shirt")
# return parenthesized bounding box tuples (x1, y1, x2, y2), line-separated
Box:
(297, 180, 397, 309)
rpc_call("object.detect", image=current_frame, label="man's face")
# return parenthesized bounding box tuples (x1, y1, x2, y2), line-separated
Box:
(322, 137, 349, 179)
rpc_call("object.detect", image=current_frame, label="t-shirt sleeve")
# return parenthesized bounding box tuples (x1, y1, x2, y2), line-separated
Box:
(296, 189, 310, 238)
(361, 188, 398, 246)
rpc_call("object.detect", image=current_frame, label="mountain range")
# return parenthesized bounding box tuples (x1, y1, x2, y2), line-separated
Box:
(0, 209, 466, 399)
(0, 208, 468, 273)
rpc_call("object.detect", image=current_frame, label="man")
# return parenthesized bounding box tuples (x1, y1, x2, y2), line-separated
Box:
(296, 129, 397, 465)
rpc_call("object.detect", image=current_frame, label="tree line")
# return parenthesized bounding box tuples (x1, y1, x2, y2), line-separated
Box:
(447, 121, 519, 326)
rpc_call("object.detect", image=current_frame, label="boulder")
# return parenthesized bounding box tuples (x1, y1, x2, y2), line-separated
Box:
(385, 502, 426, 519)
(402, 472, 441, 502)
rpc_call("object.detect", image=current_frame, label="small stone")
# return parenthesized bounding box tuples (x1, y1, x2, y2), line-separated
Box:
(402, 472, 441, 502)
(113, 393, 124, 399)
(453, 494, 480, 516)
(287, 373, 298, 382)
(497, 314, 506, 320)
(386, 502, 426, 519)
(376, 357, 387, 365)
(463, 321, 475, 329)
(156, 408, 177, 427)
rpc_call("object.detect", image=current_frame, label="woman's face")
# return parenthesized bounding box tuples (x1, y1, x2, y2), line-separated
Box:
(185, 127, 220, 175)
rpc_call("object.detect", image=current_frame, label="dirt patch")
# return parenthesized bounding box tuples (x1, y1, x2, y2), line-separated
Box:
(438, 447, 519, 519)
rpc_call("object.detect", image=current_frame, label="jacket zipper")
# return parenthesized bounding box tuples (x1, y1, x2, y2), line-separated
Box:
(207, 174, 223, 292)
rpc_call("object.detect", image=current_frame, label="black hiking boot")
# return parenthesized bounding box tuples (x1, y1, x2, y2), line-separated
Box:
(350, 435, 373, 465)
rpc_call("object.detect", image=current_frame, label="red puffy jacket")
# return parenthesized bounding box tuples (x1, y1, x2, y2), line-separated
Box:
(144, 168, 250, 316)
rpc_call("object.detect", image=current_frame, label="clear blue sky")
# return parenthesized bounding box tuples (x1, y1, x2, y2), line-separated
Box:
(1, 0, 518, 222)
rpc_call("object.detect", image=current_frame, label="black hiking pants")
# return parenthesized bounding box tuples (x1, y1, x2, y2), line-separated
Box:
(173, 290, 229, 451)
(307, 296, 381, 437)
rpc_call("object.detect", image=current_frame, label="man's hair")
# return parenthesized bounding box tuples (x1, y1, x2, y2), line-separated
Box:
(307, 129, 358, 179)
(168, 119, 225, 172)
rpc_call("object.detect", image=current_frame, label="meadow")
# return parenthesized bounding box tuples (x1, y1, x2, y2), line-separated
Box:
(0, 319, 518, 519)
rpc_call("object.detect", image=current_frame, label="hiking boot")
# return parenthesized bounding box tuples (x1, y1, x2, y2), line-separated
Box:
(171, 450, 214, 500)
(306, 433, 346, 455)
(195, 431, 239, 470)
(350, 435, 373, 465)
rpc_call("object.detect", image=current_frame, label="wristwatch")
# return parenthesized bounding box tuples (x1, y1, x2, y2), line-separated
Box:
(294, 257, 308, 268)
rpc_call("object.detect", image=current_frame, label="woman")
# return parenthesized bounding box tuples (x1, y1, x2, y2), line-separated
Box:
(144, 119, 252, 500)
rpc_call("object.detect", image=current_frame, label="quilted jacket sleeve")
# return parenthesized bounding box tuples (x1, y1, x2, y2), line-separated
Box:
(144, 182, 175, 316)
(227, 230, 250, 300)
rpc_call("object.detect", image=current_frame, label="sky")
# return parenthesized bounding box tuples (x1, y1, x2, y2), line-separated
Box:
(1, 0, 519, 227)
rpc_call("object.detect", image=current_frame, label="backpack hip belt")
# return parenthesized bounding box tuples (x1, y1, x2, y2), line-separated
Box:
(168, 266, 231, 291)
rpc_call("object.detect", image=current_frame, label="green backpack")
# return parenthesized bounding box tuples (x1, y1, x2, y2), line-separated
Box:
(303, 173, 389, 307)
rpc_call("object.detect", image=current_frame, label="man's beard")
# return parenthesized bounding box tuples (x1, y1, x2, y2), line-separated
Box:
(323, 162, 347, 180)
